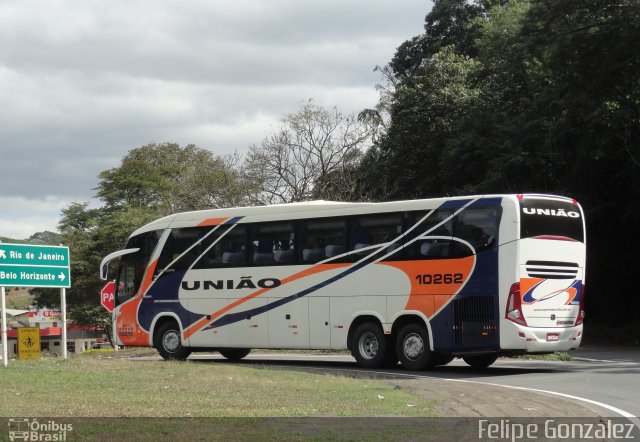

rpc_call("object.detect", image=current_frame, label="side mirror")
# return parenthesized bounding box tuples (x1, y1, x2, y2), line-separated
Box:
(99, 248, 140, 280)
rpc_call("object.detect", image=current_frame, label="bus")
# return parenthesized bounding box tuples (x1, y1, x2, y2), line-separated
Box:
(100, 194, 586, 370)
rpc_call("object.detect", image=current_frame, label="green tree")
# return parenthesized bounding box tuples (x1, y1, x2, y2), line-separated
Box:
(35, 143, 252, 332)
(97, 143, 253, 214)
(362, 45, 481, 200)
(389, 0, 488, 80)
(515, 0, 640, 321)
(31, 203, 103, 308)
(439, 0, 545, 194)
(360, 0, 640, 325)
(71, 305, 115, 347)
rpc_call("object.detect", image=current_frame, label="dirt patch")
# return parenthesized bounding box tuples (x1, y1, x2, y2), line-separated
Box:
(382, 378, 604, 417)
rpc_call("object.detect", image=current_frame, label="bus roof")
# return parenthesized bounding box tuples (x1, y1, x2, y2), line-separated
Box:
(128, 194, 566, 238)
(131, 194, 575, 240)
(131, 200, 371, 236)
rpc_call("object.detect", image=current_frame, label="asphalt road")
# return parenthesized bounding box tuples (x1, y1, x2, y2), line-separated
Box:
(182, 346, 640, 421)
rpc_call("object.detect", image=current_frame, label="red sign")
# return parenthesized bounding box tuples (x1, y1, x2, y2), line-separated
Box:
(28, 308, 62, 323)
(100, 281, 115, 312)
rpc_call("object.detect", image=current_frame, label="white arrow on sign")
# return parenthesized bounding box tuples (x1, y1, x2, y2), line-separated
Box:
(58, 272, 66, 282)
(0, 250, 5, 259)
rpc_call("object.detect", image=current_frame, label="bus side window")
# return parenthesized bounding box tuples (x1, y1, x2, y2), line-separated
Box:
(453, 207, 500, 256)
(191, 229, 226, 269)
(251, 222, 295, 266)
(415, 239, 454, 259)
(405, 210, 454, 260)
(155, 227, 211, 274)
(193, 225, 248, 269)
(348, 214, 403, 262)
(116, 264, 136, 304)
(300, 218, 347, 264)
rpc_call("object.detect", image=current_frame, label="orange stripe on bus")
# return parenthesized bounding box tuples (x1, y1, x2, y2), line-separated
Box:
(138, 259, 158, 297)
(197, 217, 229, 227)
(183, 263, 348, 340)
(381, 257, 475, 318)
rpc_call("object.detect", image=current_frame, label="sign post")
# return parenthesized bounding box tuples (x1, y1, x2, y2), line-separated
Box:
(1, 287, 7, 367)
(0, 243, 71, 367)
(61, 288, 67, 360)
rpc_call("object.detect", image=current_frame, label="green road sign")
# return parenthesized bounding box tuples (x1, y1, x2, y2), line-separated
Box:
(0, 243, 70, 288)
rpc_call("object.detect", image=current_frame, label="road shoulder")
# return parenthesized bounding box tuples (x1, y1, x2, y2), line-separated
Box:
(383, 378, 604, 417)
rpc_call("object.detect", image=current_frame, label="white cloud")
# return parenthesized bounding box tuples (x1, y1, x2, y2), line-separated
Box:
(0, 0, 431, 236)
(0, 196, 69, 239)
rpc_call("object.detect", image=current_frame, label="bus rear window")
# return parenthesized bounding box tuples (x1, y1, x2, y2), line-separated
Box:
(519, 199, 584, 242)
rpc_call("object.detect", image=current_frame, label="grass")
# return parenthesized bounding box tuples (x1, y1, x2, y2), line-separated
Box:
(4, 287, 33, 309)
(0, 350, 440, 440)
(0, 350, 436, 418)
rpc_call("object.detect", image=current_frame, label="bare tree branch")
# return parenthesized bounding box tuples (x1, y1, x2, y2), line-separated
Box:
(243, 101, 374, 203)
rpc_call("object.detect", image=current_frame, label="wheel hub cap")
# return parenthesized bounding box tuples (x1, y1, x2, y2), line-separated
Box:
(358, 332, 379, 359)
(163, 331, 180, 352)
(403, 333, 424, 360)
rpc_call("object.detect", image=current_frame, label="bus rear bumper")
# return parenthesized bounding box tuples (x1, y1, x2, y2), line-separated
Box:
(500, 320, 583, 353)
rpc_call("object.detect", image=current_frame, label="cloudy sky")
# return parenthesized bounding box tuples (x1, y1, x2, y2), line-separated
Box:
(0, 0, 431, 239)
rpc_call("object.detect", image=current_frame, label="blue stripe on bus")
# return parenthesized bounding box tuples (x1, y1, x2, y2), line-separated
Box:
(440, 199, 472, 209)
(205, 197, 505, 332)
(206, 260, 370, 329)
(469, 197, 502, 208)
(148, 196, 504, 338)
(138, 270, 204, 332)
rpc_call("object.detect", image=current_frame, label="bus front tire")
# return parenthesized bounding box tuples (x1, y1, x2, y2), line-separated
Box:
(220, 348, 251, 361)
(351, 322, 388, 369)
(463, 354, 498, 369)
(396, 323, 431, 371)
(154, 321, 191, 361)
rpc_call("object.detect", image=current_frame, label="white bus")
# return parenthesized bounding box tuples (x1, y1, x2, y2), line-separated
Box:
(100, 194, 586, 370)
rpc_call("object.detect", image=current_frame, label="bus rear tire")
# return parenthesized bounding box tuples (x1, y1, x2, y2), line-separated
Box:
(154, 321, 191, 361)
(220, 348, 251, 361)
(396, 323, 431, 371)
(463, 354, 498, 369)
(351, 322, 388, 369)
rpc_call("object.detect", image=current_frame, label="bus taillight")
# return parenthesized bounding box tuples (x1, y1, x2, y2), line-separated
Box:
(575, 286, 585, 326)
(506, 282, 528, 326)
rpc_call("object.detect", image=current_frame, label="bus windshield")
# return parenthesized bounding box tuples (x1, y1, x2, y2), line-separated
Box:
(115, 230, 162, 305)
(519, 198, 584, 242)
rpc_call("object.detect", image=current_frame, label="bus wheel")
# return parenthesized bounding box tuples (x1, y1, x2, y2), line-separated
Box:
(396, 323, 431, 371)
(220, 348, 251, 361)
(463, 354, 498, 369)
(154, 321, 191, 361)
(352, 322, 387, 368)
